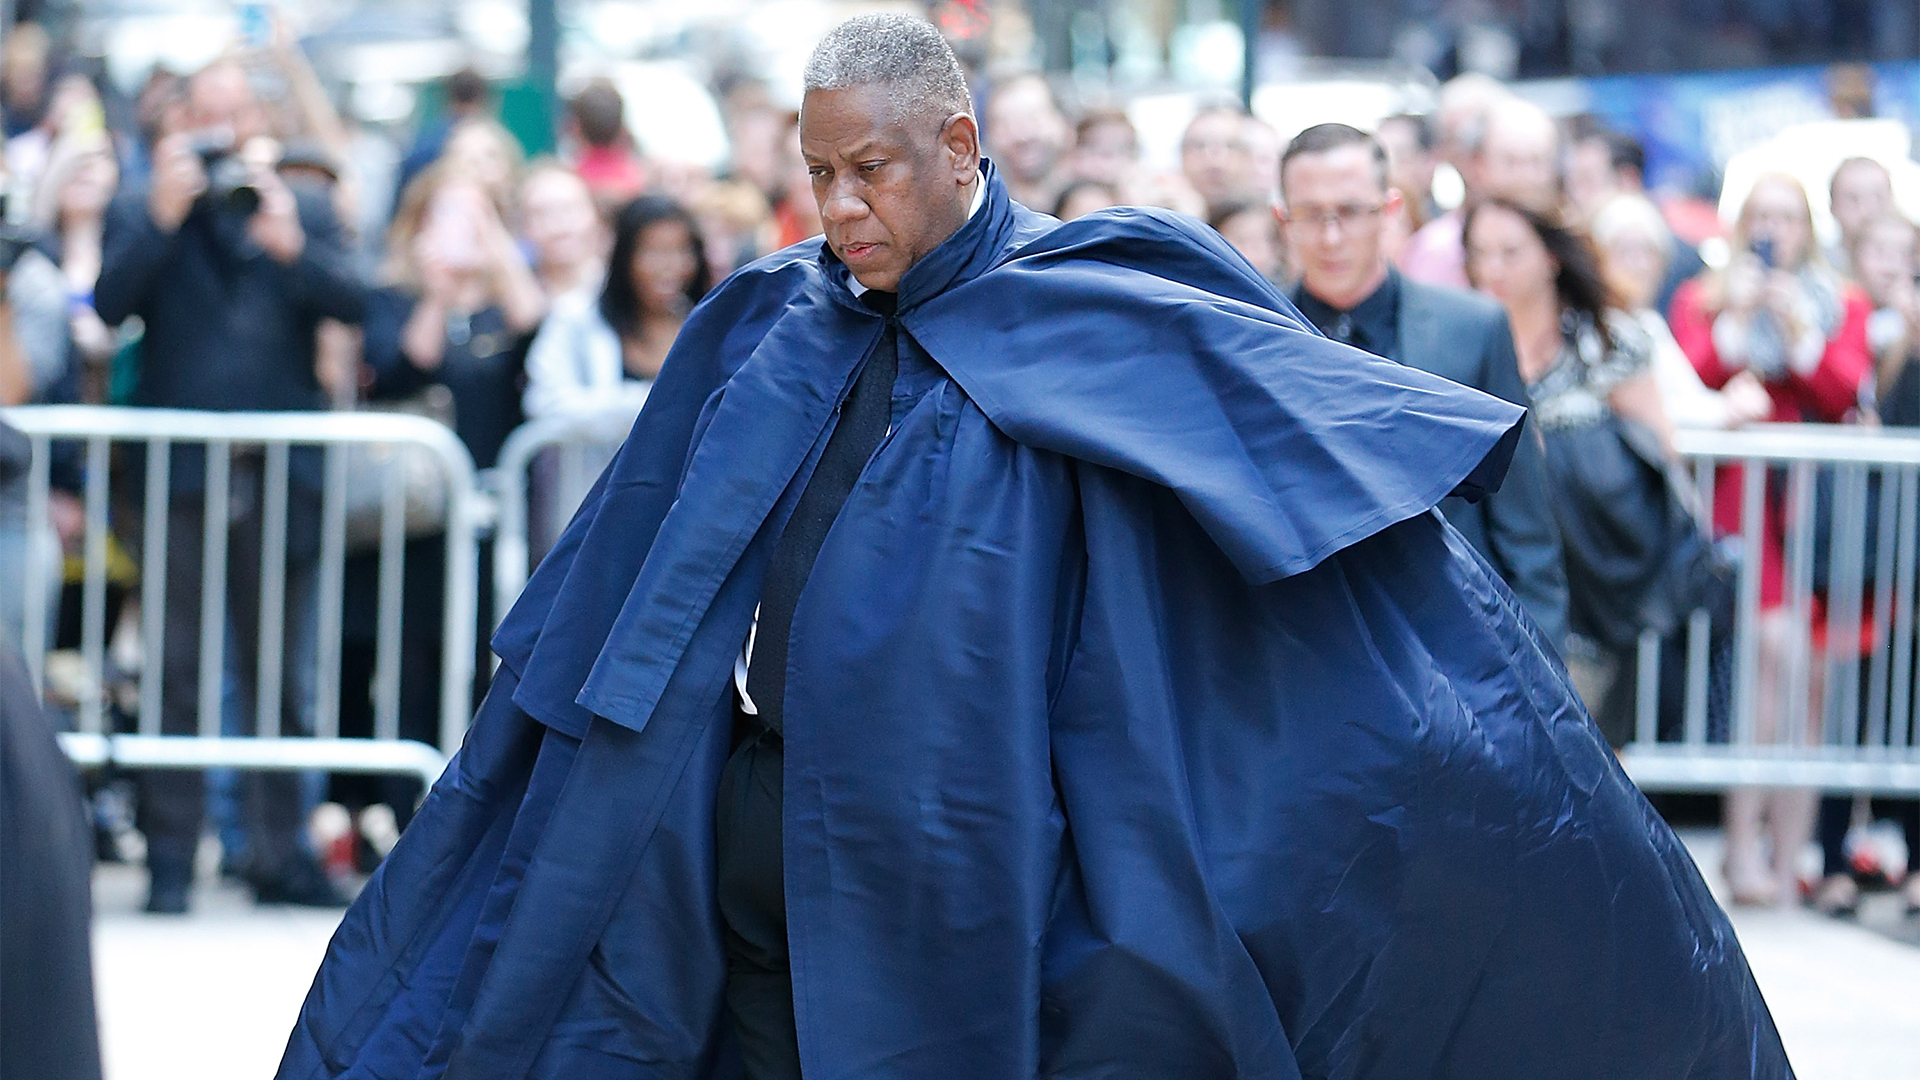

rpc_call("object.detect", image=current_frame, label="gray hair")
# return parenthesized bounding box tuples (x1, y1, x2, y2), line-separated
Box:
(802, 13, 972, 124)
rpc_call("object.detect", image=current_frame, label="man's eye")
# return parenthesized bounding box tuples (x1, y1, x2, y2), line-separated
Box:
(859, 161, 883, 173)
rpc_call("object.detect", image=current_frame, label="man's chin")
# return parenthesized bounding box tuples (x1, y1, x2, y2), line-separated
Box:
(848, 267, 904, 293)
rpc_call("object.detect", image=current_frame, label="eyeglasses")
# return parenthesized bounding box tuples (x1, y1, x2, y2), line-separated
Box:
(1284, 203, 1385, 232)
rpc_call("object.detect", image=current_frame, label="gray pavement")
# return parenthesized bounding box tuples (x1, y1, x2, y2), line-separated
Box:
(90, 830, 1920, 1080)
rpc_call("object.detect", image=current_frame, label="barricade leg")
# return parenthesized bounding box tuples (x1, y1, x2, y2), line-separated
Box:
(135, 492, 212, 900)
(223, 462, 325, 889)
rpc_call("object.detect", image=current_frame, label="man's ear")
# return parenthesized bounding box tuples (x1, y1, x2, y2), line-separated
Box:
(942, 112, 981, 184)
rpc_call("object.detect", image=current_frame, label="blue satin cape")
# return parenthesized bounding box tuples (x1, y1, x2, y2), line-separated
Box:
(278, 165, 1790, 1080)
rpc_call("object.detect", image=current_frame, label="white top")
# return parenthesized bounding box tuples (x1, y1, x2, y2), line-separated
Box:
(1632, 307, 1742, 430)
(521, 290, 653, 419)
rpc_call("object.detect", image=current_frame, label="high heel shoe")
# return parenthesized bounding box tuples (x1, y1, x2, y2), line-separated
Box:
(1723, 858, 1780, 907)
(1808, 873, 1860, 919)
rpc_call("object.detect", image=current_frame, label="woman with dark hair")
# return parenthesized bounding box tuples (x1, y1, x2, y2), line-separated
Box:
(1466, 197, 1672, 448)
(1466, 197, 1704, 749)
(524, 193, 711, 417)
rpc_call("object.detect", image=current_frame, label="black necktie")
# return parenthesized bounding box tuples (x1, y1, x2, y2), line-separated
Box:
(745, 291, 899, 734)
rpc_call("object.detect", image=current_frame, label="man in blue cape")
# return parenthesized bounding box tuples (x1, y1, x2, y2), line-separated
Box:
(280, 15, 1791, 1080)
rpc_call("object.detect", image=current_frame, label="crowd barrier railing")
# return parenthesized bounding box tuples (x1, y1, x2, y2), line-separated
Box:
(490, 405, 640, 629)
(26, 404, 1917, 798)
(2, 405, 478, 787)
(1621, 423, 1920, 794)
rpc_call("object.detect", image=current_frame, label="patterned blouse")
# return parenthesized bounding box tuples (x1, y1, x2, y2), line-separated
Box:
(1526, 308, 1653, 431)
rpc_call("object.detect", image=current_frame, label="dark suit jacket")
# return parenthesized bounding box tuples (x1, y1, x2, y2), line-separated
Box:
(95, 180, 367, 491)
(1293, 275, 1569, 648)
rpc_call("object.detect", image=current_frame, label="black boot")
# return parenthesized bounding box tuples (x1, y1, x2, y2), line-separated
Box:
(251, 852, 350, 908)
(144, 837, 196, 915)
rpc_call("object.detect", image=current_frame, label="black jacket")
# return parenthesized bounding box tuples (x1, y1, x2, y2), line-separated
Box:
(1293, 274, 1570, 648)
(95, 180, 367, 489)
(97, 181, 366, 411)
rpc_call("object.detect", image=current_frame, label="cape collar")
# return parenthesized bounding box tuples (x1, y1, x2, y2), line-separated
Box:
(819, 158, 1018, 315)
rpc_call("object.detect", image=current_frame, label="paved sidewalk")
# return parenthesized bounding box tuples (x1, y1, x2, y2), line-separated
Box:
(1681, 830, 1920, 1079)
(90, 831, 1920, 1079)
(92, 862, 342, 1080)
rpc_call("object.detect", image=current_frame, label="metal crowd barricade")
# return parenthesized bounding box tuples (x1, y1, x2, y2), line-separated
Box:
(1620, 423, 1920, 794)
(490, 405, 640, 628)
(2, 405, 478, 786)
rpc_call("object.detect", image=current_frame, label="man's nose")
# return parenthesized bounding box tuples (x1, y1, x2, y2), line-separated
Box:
(820, 181, 870, 225)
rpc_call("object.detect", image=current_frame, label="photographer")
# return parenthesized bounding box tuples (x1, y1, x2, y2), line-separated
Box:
(94, 58, 366, 914)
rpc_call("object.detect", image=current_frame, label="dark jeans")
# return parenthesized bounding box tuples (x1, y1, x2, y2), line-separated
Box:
(716, 713, 802, 1080)
(330, 536, 493, 829)
(134, 458, 320, 884)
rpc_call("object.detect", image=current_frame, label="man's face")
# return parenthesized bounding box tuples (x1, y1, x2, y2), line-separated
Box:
(1280, 144, 1399, 306)
(801, 84, 979, 293)
(1181, 110, 1249, 207)
(188, 63, 266, 146)
(1832, 162, 1893, 243)
(985, 79, 1066, 186)
(1563, 137, 1617, 223)
(1375, 118, 1433, 205)
(1477, 116, 1558, 210)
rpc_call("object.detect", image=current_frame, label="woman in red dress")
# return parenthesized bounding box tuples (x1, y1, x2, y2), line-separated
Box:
(1669, 172, 1873, 905)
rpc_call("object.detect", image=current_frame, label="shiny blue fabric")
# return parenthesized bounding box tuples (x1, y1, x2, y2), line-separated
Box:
(280, 165, 1789, 1080)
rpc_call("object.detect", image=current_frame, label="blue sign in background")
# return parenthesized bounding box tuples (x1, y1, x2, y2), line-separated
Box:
(1550, 61, 1920, 194)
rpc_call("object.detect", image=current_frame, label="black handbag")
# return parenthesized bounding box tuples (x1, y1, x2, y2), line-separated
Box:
(1543, 417, 1733, 651)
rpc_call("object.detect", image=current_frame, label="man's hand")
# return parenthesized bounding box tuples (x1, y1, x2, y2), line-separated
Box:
(248, 166, 307, 265)
(147, 134, 206, 233)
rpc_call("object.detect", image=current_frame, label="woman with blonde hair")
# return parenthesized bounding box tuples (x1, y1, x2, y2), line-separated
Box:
(435, 117, 525, 214)
(333, 165, 547, 829)
(1669, 172, 1875, 906)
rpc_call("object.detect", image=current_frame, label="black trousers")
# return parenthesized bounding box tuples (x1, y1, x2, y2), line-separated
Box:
(716, 713, 802, 1079)
(134, 459, 319, 884)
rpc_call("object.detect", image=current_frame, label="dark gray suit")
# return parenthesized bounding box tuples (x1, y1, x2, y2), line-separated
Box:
(1292, 274, 1570, 649)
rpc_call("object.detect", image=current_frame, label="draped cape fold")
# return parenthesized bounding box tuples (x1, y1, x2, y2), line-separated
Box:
(279, 165, 1788, 1080)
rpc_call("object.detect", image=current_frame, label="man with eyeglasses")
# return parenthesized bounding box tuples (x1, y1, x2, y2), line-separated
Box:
(1281, 122, 1569, 650)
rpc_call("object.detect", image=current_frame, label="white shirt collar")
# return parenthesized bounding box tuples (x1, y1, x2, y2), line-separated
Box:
(848, 177, 985, 297)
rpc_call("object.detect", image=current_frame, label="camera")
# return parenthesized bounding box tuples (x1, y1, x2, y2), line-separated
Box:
(185, 130, 262, 216)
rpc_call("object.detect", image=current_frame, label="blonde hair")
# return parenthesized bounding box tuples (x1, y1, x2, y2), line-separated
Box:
(1699, 172, 1834, 314)
(380, 163, 513, 290)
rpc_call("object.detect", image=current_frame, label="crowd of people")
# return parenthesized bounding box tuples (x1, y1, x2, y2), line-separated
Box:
(1262, 83, 1920, 921)
(0, 16, 1915, 923)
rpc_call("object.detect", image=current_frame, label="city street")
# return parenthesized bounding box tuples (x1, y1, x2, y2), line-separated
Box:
(89, 830, 1920, 1080)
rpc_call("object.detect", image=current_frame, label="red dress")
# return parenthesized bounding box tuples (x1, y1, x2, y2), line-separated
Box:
(1668, 277, 1873, 647)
